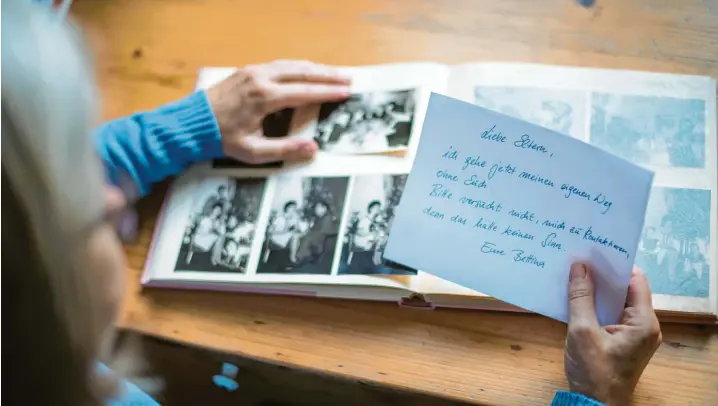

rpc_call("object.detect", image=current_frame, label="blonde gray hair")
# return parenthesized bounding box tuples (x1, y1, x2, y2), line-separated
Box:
(2, 1, 137, 403)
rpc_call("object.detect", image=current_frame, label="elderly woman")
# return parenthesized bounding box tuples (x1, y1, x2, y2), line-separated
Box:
(2, 2, 661, 405)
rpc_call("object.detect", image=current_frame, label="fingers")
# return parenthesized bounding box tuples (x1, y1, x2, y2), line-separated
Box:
(233, 136, 318, 165)
(105, 184, 138, 242)
(625, 267, 654, 310)
(568, 262, 600, 330)
(268, 83, 351, 111)
(117, 209, 139, 242)
(622, 268, 660, 336)
(268, 60, 351, 84)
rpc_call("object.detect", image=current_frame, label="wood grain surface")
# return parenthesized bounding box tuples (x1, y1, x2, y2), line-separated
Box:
(71, 0, 718, 404)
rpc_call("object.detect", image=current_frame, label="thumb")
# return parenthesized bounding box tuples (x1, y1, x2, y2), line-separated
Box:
(235, 136, 318, 164)
(625, 267, 654, 310)
(568, 263, 599, 329)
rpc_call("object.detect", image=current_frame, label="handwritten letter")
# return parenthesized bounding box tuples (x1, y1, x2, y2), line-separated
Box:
(384, 93, 654, 325)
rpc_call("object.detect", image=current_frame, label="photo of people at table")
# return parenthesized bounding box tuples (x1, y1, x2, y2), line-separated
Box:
(315, 88, 416, 154)
(174, 177, 266, 273)
(257, 176, 349, 274)
(473, 85, 586, 138)
(338, 174, 418, 275)
(590, 93, 705, 168)
(636, 186, 711, 298)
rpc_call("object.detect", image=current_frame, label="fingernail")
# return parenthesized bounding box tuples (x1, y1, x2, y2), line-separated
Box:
(570, 263, 587, 281)
(299, 142, 316, 158)
(119, 211, 138, 241)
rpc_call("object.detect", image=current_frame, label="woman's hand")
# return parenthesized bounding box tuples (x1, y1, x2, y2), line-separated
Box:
(206, 60, 351, 164)
(565, 263, 662, 406)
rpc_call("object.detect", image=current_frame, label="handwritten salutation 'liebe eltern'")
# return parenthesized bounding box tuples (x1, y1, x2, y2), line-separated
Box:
(384, 93, 653, 326)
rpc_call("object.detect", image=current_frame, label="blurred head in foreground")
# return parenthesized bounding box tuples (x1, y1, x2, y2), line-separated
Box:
(2, 1, 136, 404)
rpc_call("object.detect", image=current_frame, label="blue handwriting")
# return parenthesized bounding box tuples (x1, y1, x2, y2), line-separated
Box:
(561, 184, 613, 214)
(514, 134, 551, 156)
(480, 125, 507, 143)
(488, 162, 517, 180)
(442, 146, 459, 160)
(541, 232, 564, 251)
(430, 183, 453, 199)
(501, 225, 535, 241)
(422, 205, 445, 220)
(458, 197, 503, 212)
(583, 226, 629, 258)
(517, 171, 555, 188)
(508, 209, 536, 223)
(463, 174, 488, 190)
(436, 169, 459, 182)
(474, 217, 498, 232)
(462, 155, 487, 171)
(480, 241, 506, 256)
(512, 249, 546, 268)
(542, 219, 566, 230)
(450, 214, 467, 225)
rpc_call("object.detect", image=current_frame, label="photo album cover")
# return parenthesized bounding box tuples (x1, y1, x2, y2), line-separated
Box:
(142, 62, 717, 323)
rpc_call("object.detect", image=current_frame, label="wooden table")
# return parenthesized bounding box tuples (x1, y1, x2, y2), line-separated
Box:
(73, 0, 718, 404)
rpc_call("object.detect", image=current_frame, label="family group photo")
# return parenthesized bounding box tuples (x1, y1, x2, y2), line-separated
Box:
(590, 93, 706, 168)
(473, 85, 586, 138)
(257, 176, 349, 275)
(636, 186, 711, 298)
(174, 177, 267, 273)
(338, 174, 417, 275)
(315, 88, 417, 154)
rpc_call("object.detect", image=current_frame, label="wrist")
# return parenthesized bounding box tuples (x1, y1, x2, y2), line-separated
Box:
(569, 388, 630, 406)
(603, 394, 631, 406)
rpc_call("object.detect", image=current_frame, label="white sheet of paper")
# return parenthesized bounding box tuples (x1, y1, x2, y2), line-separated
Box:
(385, 93, 654, 325)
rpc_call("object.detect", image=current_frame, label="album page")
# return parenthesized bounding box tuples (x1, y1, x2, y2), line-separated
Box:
(428, 62, 717, 316)
(144, 63, 451, 293)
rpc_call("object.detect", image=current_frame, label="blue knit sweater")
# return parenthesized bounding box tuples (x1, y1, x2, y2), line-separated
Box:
(94, 91, 603, 406)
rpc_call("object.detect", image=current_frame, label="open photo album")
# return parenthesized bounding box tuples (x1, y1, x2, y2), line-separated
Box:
(142, 61, 717, 323)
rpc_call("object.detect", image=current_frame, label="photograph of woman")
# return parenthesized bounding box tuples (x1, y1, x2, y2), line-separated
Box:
(338, 174, 417, 275)
(636, 186, 711, 298)
(258, 176, 349, 274)
(174, 177, 266, 273)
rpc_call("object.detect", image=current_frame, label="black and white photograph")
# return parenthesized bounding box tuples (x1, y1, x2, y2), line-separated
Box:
(338, 174, 418, 275)
(315, 89, 417, 154)
(257, 176, 349, 274)
(590, 94, 705, 168)
(174, 177, 266, 273)
(473, 86, 586, 138)
(212, 158, 284, 170)
(636, 186, 711, 298)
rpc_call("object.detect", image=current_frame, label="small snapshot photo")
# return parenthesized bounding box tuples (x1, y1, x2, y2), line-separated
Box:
(473, 86, 587, 138)
(590, 94, 705, 168)
(257, 176, 349, 274)
(636, 186, 711, 298)
(315, 89, 417, 154)
(338, 174, 418, 275)
(212, 158, 283, 170)
(174, 177, 266, 273)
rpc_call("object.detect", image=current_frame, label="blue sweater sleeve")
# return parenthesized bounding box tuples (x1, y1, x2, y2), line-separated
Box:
(551, 391, 603, 406)
(97, 363, 160, 406)
(95, 90, 224, 198)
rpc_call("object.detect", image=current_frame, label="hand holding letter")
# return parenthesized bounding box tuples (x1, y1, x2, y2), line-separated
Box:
(564, 263, 662, 406)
